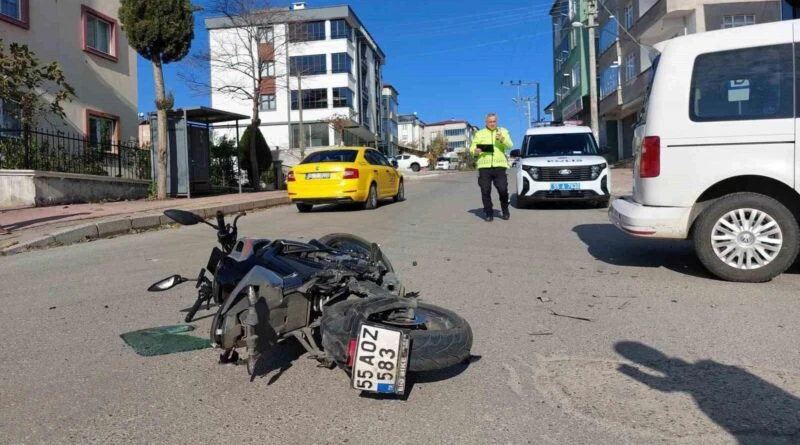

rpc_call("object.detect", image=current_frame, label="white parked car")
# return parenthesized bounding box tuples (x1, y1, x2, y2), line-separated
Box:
(435, 156, 459, 170)
(608, 19, 800, 283)
(511, 124, 611, 208)
(394, 154, 429, 172)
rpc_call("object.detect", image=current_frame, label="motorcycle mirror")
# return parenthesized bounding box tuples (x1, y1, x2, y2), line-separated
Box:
(164, 209, 217, 229)
(147, 274, 187, 292)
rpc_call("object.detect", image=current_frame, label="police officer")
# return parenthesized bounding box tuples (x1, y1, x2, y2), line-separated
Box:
(469, 112, 513, 221)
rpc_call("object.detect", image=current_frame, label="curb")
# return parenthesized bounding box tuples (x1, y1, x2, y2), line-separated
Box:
(1, 196, 290, 256)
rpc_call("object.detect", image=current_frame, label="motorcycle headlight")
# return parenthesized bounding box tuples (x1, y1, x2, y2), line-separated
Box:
(591, 163, 607, 179)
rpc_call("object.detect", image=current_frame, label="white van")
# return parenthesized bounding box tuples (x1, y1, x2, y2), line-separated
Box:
(609, 19, 800, 283)
(511, 123, 611, 208)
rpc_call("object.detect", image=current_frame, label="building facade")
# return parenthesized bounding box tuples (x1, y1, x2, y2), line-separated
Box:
(550, 0, 591, 126)
(596, 0, 783, 160)
(424, 120, 477, 155)
(206, 2, 385, 161)
(398, 113, 426, 152)
(0, 0, 138, 142)
(380, 84, 399, 156)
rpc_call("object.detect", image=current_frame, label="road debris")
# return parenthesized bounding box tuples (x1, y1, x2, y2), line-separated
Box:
(528, 331, 553, 336)
(592, 294, 636, 299)
(549, 310, 592, 322)
(412, 261, 418, 266)
(617, 301, 630, 310)
(538, 296, 552, 303)
(487, 268, 493, 274)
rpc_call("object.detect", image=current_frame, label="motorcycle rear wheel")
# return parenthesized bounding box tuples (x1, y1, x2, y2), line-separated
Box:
(320, 298, 473, 372)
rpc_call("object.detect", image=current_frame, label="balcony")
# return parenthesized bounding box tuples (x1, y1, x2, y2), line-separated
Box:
(631, 0, 695, 46)
(621, 67, 652, 111)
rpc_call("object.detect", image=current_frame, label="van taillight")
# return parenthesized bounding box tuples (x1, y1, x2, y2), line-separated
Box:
(287, 171, 296, 181)
(343, 168, 359, 179)
(640, 136, 660, 178)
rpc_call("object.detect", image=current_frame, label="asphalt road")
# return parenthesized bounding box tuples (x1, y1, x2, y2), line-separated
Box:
(3, 172, 800, 444)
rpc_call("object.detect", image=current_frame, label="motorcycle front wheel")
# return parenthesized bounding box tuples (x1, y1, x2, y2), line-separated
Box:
(318, 233, 395, 273)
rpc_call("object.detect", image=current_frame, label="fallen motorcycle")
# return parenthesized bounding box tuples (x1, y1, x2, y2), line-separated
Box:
(147, 209, 473, 395)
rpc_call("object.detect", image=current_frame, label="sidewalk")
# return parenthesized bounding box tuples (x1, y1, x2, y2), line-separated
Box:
(0, 190, 290, 256)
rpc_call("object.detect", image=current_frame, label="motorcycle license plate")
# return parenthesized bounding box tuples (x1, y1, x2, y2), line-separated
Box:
(351, 323, 410, 395)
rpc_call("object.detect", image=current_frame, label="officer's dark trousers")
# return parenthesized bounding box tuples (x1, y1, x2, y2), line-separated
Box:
(478, 167, 509, 215)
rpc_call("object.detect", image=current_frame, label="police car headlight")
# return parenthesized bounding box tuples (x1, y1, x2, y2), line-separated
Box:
(522, 165, 539, 179)
(591, 163, 606, 179)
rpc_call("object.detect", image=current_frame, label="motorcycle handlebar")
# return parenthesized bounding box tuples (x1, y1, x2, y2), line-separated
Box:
(215, 211, 225, 232)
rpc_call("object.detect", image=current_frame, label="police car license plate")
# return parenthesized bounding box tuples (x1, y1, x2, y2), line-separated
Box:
(550, 183, 580, 191)
(351, 323, 410, 395)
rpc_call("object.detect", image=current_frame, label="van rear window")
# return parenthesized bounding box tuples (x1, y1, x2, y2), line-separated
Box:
(689, 44, 793, 122)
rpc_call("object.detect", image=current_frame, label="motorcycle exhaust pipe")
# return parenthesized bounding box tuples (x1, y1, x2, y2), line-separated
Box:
(245, 285, 260, 374)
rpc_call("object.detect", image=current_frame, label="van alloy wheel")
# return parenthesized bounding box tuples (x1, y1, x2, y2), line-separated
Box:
(693, 192, 799, 283)
(711, 208, 783, 269)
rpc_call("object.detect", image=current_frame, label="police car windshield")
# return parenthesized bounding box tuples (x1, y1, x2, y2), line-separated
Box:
(521, 133, 598, 157)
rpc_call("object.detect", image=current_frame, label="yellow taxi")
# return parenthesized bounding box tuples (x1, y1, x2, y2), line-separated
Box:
(286, 147, 405, 212)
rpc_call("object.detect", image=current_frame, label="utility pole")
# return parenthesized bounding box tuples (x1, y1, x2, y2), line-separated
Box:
(512, 96, 537, 128)
(501, 80, 541, 124)
(297, 72, 305, 159)
(585, 0, 600, 141)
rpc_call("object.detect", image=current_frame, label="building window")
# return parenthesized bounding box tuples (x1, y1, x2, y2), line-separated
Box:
(289, 54, 326, 75)
(257, 26, 274, 43)
(330, 19, 352, 40)
(261, 61, 275, 77)
(259, 94, 276, 111)
(331, 52, 352, 74)
(624, 3, 634, 29)
(291, 88, 328, 110)
(291, 122, 330, 147)
(86, 110, 119, 151)
(289, 20, 325, 42)
(599, 65, 620, 98)
(82, 5, 117, 62)
(332, 87, 354, 108)
(445, 128, 464, 137)
(599, 18, 619, 54)
(447, 140, 465, 149)
(571, 64, 580, 88)
(722, 15, 755, 28)
(689, 44, 793, 122)
(0, 98, 22, 138)
(625, 53, 636, 82)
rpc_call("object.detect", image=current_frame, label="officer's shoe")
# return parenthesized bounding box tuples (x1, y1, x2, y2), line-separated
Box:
(485, 212, 494, 222)
(501, 209, 510, 220)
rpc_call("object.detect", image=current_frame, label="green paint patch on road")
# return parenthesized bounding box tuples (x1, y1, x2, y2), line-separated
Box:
(120, 324, 210, 356)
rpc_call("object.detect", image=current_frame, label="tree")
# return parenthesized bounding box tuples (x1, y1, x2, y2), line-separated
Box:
(119, 0, 197, 199)
(210, 134, 238, 187)
(327, 110, 358, 146)
(238, 125, 272, 186)
(180, 1, 318, 185)
(0, 39, 75, 128)
(428, 133, 448, 165)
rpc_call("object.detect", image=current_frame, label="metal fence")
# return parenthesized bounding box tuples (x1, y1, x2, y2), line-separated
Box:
(0, 128, 152, 180)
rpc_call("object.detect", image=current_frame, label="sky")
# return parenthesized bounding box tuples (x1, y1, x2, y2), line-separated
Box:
(136, 0, 561, 145)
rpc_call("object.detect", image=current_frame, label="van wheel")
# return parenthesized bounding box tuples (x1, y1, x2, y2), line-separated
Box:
(693, 192, 799, 283)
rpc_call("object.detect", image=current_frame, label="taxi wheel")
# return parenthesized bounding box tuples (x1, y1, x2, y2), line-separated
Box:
(393, 180, 405, 202)
(296, 203, 313, 212)
(363, 183, 378, 210)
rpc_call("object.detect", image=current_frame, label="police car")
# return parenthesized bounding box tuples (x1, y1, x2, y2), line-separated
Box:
(511, 122, 611, 208)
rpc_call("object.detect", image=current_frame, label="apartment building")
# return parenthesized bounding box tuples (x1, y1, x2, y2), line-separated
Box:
(596, 0, 785, 160)
(398, 113, 426, 152)
(0, 0, 138, 142)
(424, 119, 477, 155)
(206, 2, 385, 157)
(550, 0, 592, 127)
(380, 84, 399, 156)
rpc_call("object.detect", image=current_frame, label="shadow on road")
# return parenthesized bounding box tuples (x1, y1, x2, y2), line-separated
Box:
(249, 339, 307, 385)
(614, 341, 800, 445)
(0, 212, 92, 232)
(359, 355, 482, 401)
(510, 193, 602, 210)
(573, 223, 713, 279)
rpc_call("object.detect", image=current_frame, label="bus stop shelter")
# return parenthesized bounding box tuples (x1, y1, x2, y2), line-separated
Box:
(149, 106, 249, 198)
